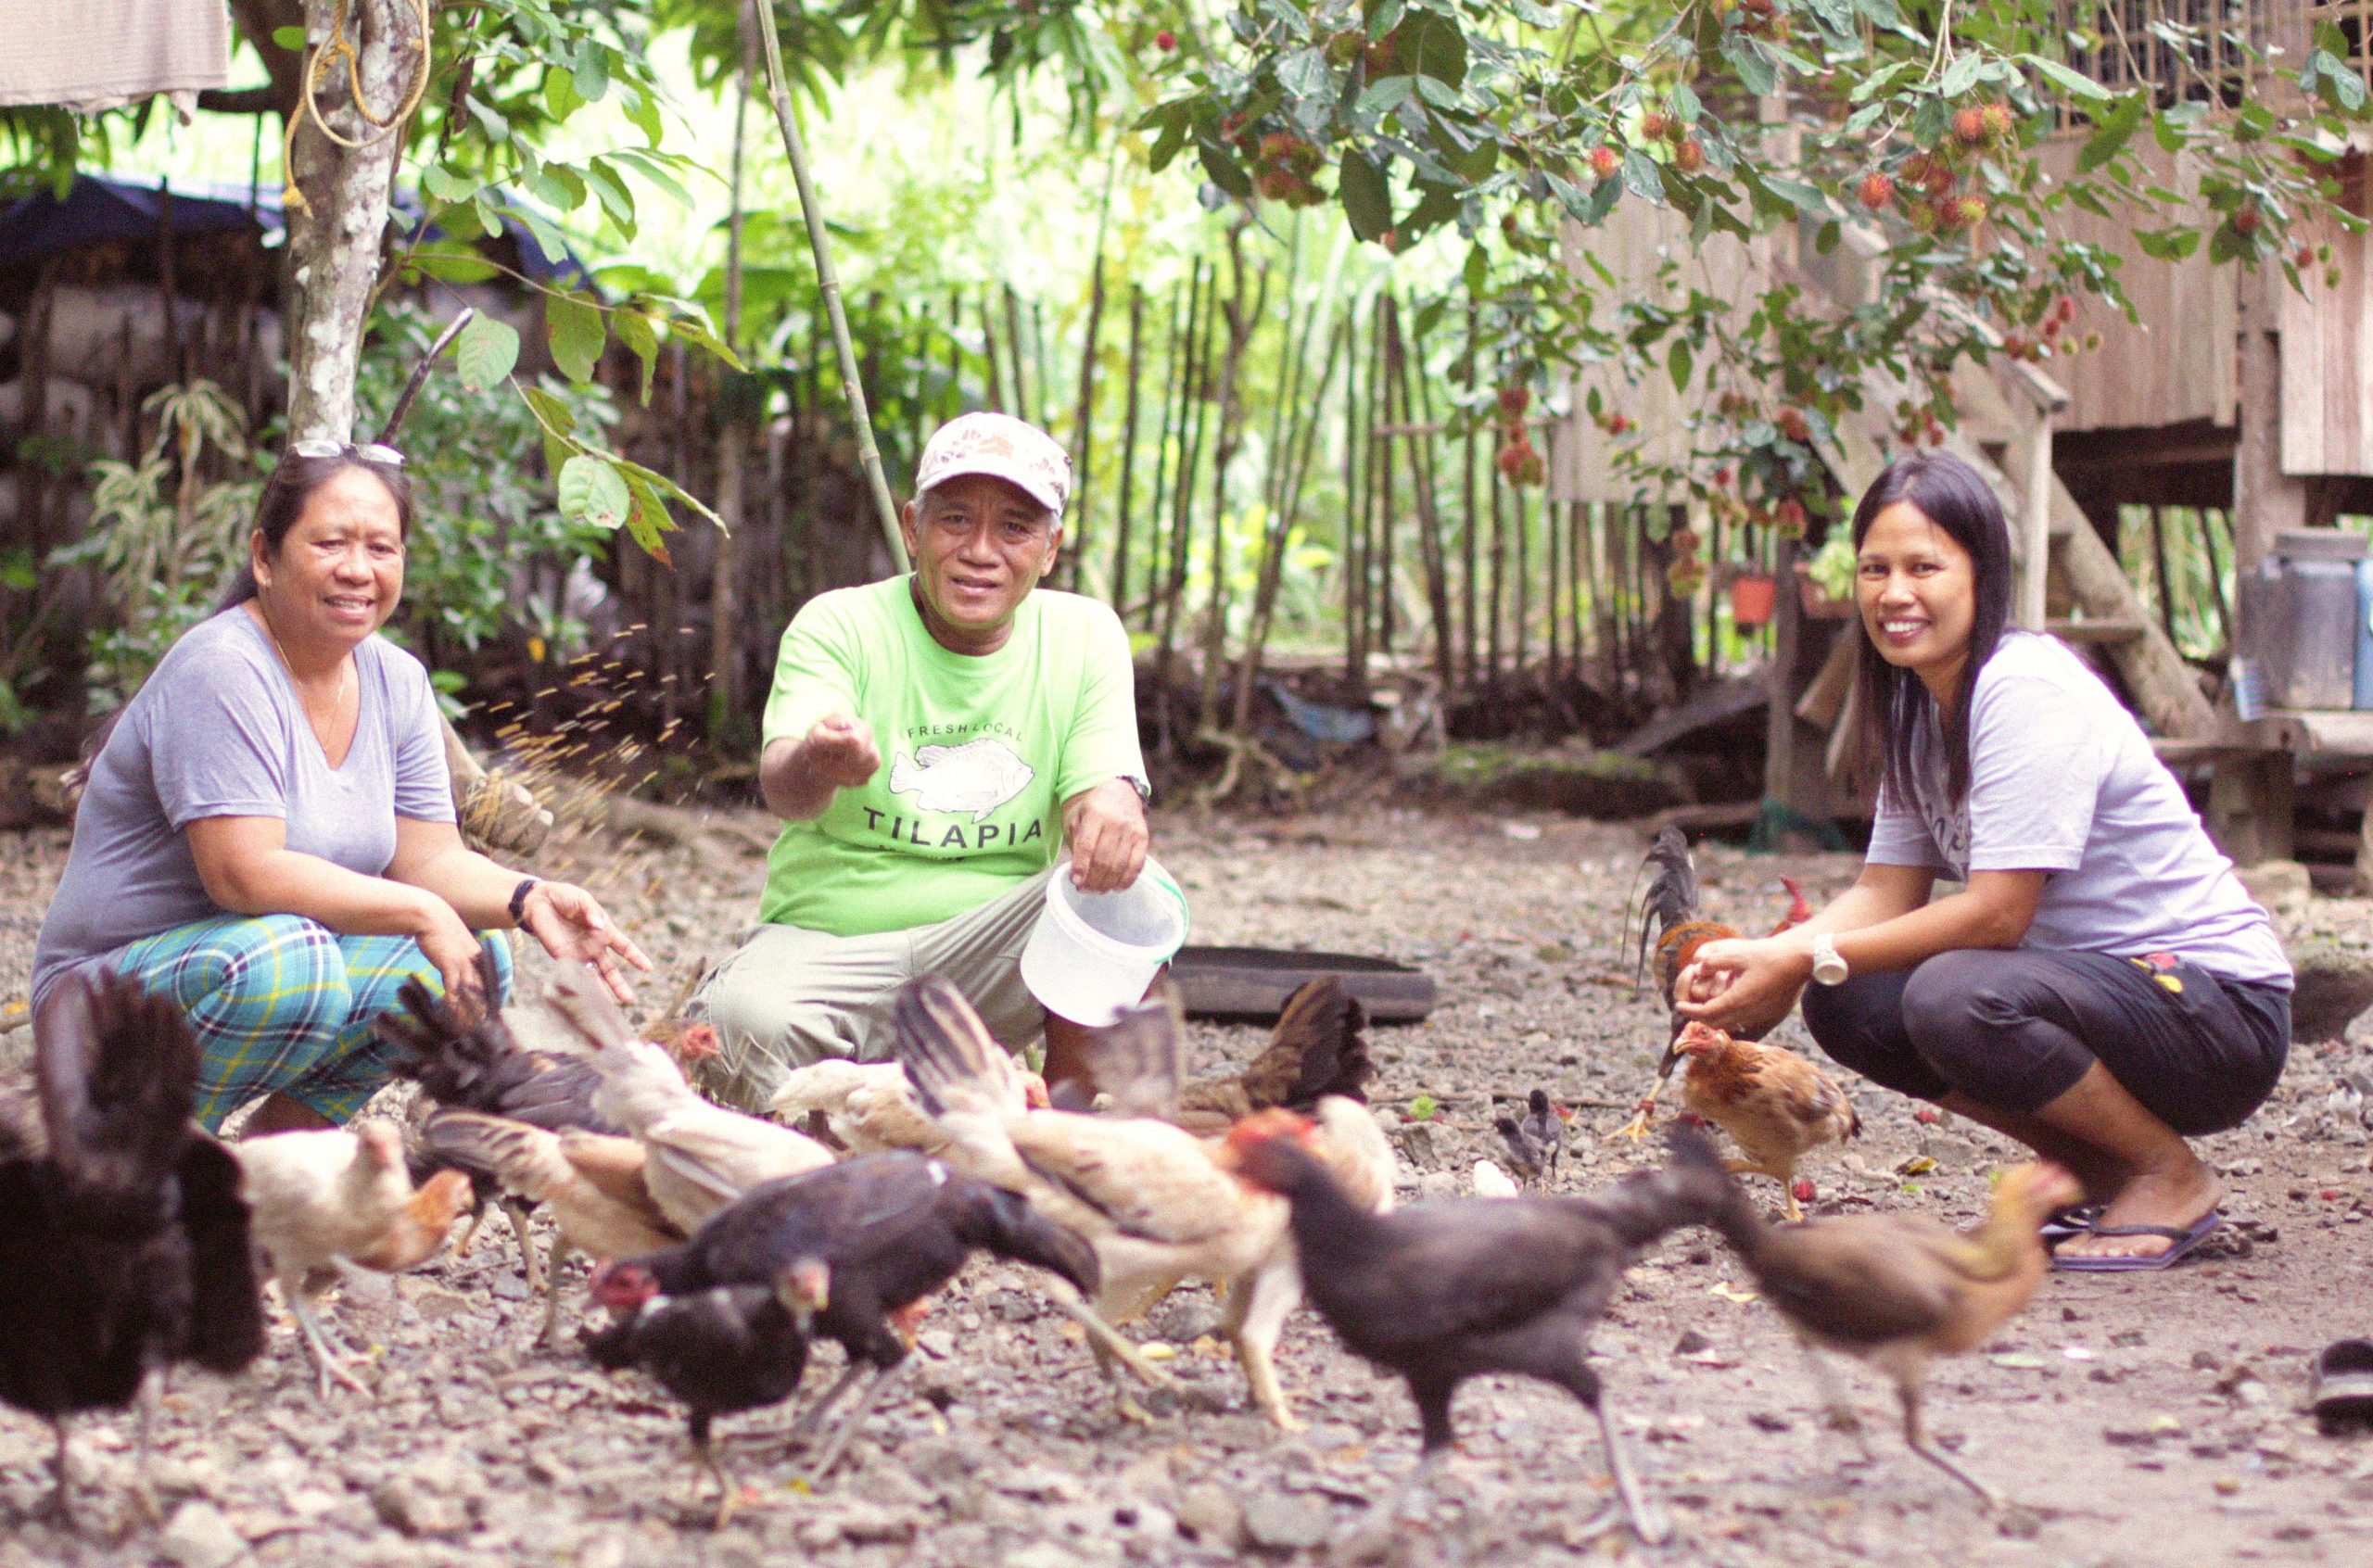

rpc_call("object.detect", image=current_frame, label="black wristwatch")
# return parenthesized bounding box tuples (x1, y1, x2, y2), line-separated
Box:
(508, 877, 541, 928)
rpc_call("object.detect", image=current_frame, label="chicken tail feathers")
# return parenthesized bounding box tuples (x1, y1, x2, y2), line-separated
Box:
(1632, 827, 1702, 989)
(893, 975, 1013, 1119)
(955, 1179, 1103, 1299)
(176, 1134, 267, 1374)
(32, 967, 197, 1220)
(374, 949, 518, 1108)
(1273, 977, 1375, 1108)
(1586, 1122, 1740, 1248)
(543, 960, 642, 1059)
(422, 1108, 568, 1204)
(1080, 987, 1186, 1119)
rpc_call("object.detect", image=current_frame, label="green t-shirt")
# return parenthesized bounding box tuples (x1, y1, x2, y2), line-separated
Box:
(757, 575, 1148, 935)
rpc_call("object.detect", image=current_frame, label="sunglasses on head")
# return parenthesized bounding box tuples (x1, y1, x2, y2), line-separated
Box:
(287, 437, 405, 467)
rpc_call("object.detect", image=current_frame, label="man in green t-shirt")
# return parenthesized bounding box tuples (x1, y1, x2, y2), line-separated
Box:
(693, 411, 1174, 1108)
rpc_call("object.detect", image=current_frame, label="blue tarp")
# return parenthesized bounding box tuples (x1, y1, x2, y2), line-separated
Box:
(0, 174, 276, 272)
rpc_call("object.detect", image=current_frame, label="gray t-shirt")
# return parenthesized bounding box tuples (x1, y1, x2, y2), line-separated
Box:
(31, 607, 453, 1007)
(1866, 631, 2291, 988)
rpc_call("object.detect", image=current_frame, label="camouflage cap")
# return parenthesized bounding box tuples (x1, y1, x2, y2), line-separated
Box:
(913, 411, 1070, 519)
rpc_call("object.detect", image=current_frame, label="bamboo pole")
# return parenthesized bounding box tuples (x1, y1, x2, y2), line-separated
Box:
(1459, 303, 1479, 690)
(1373, 297, 1395, 657)
(1067, 248, 1109, 586)
(1110, 285, 1146, 614)
(979, 287, 1006, 412)
(1342, 305, 1367, 693)
(1134, 284, 1186, 627)
(1234, 309, 1349, 735)
(1155, 262, 1212, 752)
(706, 6, 755, 741)
(1388, 297, 1454, 690)
(751, 0, 905, 570)
(1198, 237, 1264, 729)
(2148, 505, 2179, 647)
(1004, 285, 1032, 424)
(1512, 469, 1529, 683)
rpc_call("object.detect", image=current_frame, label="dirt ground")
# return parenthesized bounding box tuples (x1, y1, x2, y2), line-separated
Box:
(5, 804, 2373, 1567)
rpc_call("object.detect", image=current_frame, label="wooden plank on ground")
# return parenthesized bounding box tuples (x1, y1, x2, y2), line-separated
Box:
(1615, 670, 1772, 757)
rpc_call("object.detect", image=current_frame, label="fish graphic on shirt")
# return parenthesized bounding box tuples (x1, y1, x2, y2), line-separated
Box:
(887, 738, 1035, 822)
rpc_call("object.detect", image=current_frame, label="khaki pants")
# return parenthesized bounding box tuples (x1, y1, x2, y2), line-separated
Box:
(691, 869, 1053, 1111)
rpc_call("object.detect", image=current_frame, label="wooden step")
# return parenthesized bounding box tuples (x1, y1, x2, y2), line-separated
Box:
(2045, 618, 2145, 644)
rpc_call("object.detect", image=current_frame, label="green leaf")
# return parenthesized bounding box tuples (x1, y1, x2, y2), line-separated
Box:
(1463, 243, 1489, 297)
(1668, 338, 1694, 394)
(1198, 138, 1251, 198)
(613, 310, 659, 403)
(1621, 148, 1665, 205)
(519, 384, 581, 477)
(421, 163, 476, 204)
(463, 92, 510, 144)
(1938, 53, 1985, 98)
(2077, 93, 2145, 172)
(1276, 47, 1330, 102)
(547, 293, 607, 385)
(606, 148, 693, 209)
(620, 474, 676, 565)
(2022, 53, 2110, 102)
(272, 25, 306, 49)
(1721, 32, 1776, 96)
(623, 82, 663, 147)
(2208, 222, 2243, 265)
(573, 44, 610, 106)
(543, 65, 583, 122)
(580, 158, 636, 230)
(452, 314, 520, 392)
(1339, 150, 1392, 242)
(1402, 14, 1468, 87)
(557, 454, 631, 530)
(405, 244, 499, 285)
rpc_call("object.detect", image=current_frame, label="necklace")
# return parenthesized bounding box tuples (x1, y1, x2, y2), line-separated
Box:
(253, 600, 355, 725)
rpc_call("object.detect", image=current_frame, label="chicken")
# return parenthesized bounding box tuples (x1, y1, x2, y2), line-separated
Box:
(1221, 1123, 1732, 1544)
(1673, 1021, 1859, 1221)
(583, 1259, 827, 1527)
(1169, 976, 1375, 1132)
(1707, 1159, 2084, 1505)
(1495, 1089, 1563, 1187)
(897, 975, 1334, 1423)
(422, 1109, 680, 1345)
(613, 1148, 1099, 1480)
(539, 961, 834, 1233)
(1, 970, 265, 1523)
(1615, 828, 1810, 1139)
(768, 1057, 1052, 1157)
(375, 951, 625, 1290)
(1470, 1160, 1521, 1198)
(235, 1123, 474, 1397)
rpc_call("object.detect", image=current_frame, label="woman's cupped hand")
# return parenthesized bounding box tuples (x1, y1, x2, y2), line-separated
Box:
(521, 882, 654, 1004)
(1673, 934, 1812, 1038)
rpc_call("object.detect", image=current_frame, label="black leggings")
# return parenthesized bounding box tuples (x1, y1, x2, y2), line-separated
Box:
(1800, 949, 2290, 1137)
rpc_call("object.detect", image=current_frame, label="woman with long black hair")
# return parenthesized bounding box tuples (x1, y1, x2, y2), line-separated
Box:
(1676, 451, 2290, 1269)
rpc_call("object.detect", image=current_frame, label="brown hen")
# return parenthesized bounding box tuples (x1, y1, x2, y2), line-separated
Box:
(1673, 1021, 1859, 1221)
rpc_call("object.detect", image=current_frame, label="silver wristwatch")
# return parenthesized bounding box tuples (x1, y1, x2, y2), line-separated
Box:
(1810, 933, 1849, 987)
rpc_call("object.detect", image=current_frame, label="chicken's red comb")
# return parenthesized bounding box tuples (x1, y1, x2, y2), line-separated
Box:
(1225, 1106, 1317, 1147)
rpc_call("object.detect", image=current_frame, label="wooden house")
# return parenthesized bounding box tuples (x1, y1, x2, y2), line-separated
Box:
(1552, 0, 2373, 883)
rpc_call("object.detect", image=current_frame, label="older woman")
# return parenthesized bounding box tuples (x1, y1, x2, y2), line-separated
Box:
(32, 441, 648, 1133)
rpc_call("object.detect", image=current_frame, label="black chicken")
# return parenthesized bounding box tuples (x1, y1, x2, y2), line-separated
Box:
(374, 949, 622, 1292)
(1495, 1088, 1563, 1188)
(583, 1259, 828, 1527)
(0, 970, 264, 1523)
(615, 1149, 1099, 1481)
(1223, 1122, 1730, 1544)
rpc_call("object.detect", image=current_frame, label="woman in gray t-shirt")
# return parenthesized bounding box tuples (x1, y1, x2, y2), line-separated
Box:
(32, 445, 649, 1133)
(1676, 452, 2289, 1273)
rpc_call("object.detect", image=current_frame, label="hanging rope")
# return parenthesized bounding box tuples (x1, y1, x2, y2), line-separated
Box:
(281, 0, 434, 216)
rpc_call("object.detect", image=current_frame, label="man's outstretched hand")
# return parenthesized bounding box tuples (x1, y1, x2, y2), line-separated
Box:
(803, 713, 882, 788)
(1063, 778, 1148, 893)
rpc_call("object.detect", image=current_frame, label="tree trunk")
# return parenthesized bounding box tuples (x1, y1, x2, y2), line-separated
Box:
(706, 6, 756, 741)
(284, 0, 414, 442)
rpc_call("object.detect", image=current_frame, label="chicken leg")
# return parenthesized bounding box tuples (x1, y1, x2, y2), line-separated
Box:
(536, 1231, 573, 1349)
(1726, 1157, 1804, 1223)
(803, 1361, 907, 1485)
(278, 1271, 368, 1398)
(507, 1198, 545, 1296)
(1897, 1381, 1997, 1507)
(1222, 1256, 1306, 1431)
(1586, 1385, 1671, 1546)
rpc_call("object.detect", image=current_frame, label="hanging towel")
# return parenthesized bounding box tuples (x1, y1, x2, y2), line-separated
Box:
(0, 0, 231, 112)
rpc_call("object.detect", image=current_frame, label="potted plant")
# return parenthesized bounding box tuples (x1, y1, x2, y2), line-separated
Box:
(1729, 568, 1779, 627)
(1797, 534, 1859, 620)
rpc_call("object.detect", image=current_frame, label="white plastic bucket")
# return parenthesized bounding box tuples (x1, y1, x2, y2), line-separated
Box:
(1020, 858, 1189, 1025)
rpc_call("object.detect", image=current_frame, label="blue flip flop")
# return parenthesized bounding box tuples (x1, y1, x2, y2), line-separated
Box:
(2052, 1210, 2223, 1272)
(2038, 1204, 2102, 1242)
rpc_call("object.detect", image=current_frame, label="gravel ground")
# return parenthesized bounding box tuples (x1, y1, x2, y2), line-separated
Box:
(5, 805, 2373, 1567)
